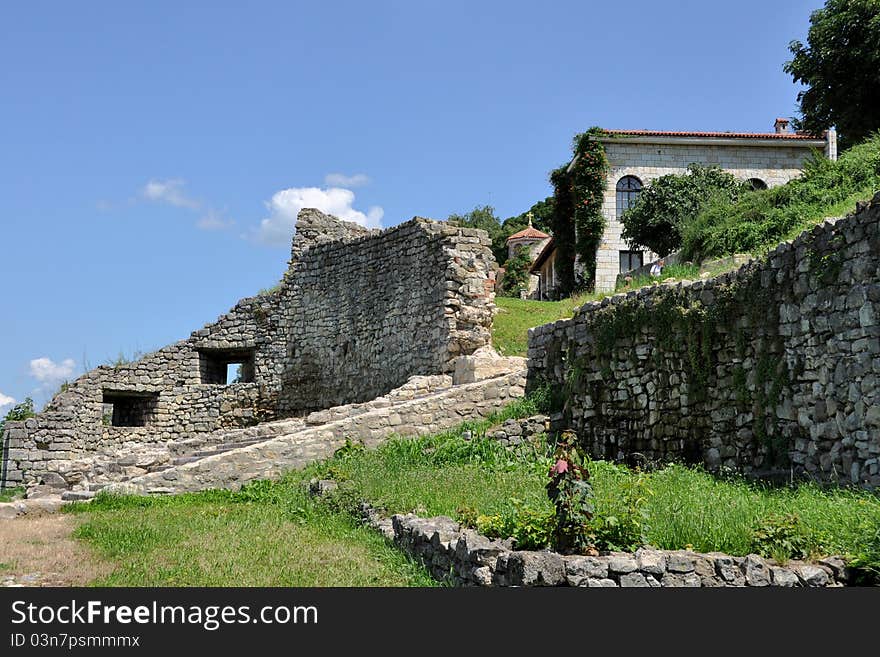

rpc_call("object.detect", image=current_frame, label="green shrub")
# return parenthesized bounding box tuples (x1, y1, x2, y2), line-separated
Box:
(750, 513, 815, 564)
(682, 133, 880, 260)
(468, 501, 555, 550)
(498, 245, 534, 297)
(546, 430, 595, 553)
(622, 164, 746, 257)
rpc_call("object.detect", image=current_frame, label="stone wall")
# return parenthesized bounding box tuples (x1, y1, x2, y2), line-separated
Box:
(388, 514, 850, 587)
(104, 369, 526, 495)
(2, 209, 498, 491)
(528, 195, 880, 488)
(592, 134, 828, 291)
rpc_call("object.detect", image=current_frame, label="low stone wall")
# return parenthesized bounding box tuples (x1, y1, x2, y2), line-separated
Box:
(389, 513, 850, 587)
(104, 369, 526, 495)
(529, 195, 880, 487)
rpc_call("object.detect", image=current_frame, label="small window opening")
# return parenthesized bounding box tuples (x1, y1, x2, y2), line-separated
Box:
(747, 178, 768, 191)
(102, 391, 159, 427)
(198, 348, 256, 385)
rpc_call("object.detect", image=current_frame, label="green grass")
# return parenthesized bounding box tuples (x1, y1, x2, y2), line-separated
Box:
(0, 486, 24, 503)
(493, 264, 704, 357)
(305, 421, 880, 564)
(66, 488, 436, 587)
(682, 133, 880, 260)
(64, 396, 880, 582)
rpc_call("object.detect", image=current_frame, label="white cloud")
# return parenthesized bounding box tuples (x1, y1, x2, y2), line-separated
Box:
(142, 179, 201, 210)
(324, 173, 370, 188)
(196, 210, 235, 231)
(0, 392, 15, 411)
(254, 186, 384, 246)
(29, 357, 76, 385)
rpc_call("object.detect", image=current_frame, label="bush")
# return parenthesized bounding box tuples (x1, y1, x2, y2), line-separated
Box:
(0, 398, 36, 483)
(467, 501, 555, 550)
(498, 245, 533, 297)
(682, 133, 880, 260)
(750, 513, 815, 564)
(622, 164, 746, 256)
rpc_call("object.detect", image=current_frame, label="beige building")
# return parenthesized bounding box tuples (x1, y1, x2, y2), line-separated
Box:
(533, 120, 837, 295)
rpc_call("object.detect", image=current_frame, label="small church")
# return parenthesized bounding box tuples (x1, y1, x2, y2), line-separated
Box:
(527, 119, 837, 299)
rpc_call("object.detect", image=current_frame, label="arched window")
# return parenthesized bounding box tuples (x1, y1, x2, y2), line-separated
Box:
(616, 175, 642, 219)
(747, 178, 768, 191)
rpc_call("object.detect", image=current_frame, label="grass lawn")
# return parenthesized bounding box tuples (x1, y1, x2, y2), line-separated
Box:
(65, 488, 435, 587)
(306, 420, 880, 569)
(63, 402, 880, 583)
(492, 263, 702, 357)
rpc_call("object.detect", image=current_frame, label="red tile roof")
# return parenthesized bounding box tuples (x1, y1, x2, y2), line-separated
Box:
(599, 129, 823, 141)
(506, 225, 550, 242)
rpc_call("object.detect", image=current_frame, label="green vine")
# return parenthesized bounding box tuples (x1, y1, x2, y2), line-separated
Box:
(550, 127, 610, 293)
(565, 263, 798, 469)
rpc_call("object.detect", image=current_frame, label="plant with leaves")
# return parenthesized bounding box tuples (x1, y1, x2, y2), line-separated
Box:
(1, 398, 36, 476)
(549, 128, 610, 293)
(0, 397, 35, 437)
(447, 205, 508, 265)
(784, 0, 880, 150)
(621, 164, 746, 257)
(546, 429, 594, 553)
(501, 197, 555, 236)
(498, 244, 534, 297)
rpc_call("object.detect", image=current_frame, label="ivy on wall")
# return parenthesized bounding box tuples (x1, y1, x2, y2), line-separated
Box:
(550, 127, 610, 294)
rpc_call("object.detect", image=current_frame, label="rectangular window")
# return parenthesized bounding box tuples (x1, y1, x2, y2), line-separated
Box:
(619, 250, 644, 273)
(102, 391, 159, 427)
(198, 348, 256, 385)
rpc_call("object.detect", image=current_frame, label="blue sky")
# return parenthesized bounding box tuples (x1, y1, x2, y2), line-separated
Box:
(0, 0, 824, 410)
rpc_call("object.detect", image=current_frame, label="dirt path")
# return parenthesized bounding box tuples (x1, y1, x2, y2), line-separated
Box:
(0, 514, 112, 587)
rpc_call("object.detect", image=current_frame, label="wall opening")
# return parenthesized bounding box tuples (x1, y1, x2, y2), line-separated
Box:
(198, 348, 256, 385)
(102, 390, 159, 427)
(747, 177, 768, 191)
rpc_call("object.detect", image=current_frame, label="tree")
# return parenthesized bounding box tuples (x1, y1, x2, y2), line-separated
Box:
(784, 0, 880, 149)
(501, 196, 555, 235)
(447, 205, 507, 264)
(0, 397, 35, 438)
(498, 244, 533, 297)
(621, 164, 746, 257)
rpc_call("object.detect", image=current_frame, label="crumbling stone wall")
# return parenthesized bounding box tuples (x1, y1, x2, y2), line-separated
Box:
(2, 209, 497, 490)
(528, 194, 880, 488)
(278, 212, 496, 413)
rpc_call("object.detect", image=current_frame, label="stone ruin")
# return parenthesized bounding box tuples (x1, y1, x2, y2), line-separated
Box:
(1, 209, 527, 495)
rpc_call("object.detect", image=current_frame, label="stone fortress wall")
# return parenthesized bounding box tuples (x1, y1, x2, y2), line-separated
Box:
(1, 209, 499, 490)
(529, 195, 880, 488)
(592, 133, 831, 292)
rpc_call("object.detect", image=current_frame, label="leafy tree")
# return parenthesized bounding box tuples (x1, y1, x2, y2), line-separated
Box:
(501, 196, 555, 235)
(447, 205, 507, 264)
(0, 397, 36, 440)
(784, 0, 880, 149)
(498, 245, 534, 297)
(621, 164, 746, 256)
